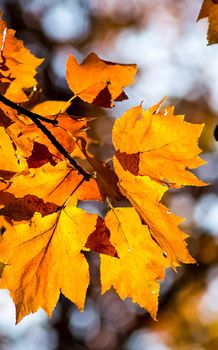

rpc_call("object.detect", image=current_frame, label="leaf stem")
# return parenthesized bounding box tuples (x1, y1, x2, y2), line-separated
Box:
(0, 93, 91, 181)
(59, 95, 77, 113)
(106, 197, 113, 209)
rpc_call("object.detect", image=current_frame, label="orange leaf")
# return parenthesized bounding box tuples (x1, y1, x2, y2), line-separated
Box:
(66, 53, 137, 107)
(0, 206, 97, 323)
(0, 15, 43, 102)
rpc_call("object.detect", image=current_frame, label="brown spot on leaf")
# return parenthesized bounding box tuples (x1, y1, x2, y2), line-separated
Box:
(92, 84, 112, 108)
(0, 194, 59, 221)
(115, 150, 140, 176)
(0, 108, 13, 127)
(0, 53, 15, 94)
(27, 142, 57, 168)
(115, 90, 128, 102)
(85, 217, 118, 257)
(0, 170, 15, 180)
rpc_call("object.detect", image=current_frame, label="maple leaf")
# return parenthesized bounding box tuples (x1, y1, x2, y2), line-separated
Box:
(197, 0, 218, 45)
(112, 100, 206, 267)
(113, 100, 206, 188)
(0, 206, 97, 323)
(0, 15, 43, 102)
(101, 207, 169, 319)
(66, 53, 137, 107)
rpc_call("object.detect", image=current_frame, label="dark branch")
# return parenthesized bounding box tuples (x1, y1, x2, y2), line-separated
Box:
(0, 94, 58, 124)
(0, 93, 91, 181)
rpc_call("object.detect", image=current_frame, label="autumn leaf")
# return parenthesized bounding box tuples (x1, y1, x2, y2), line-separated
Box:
(112, 100, 206, 267)
(113, 100, 206, 188)
(113, 157, 195, 268)
(197, 0, 218, 45)
(101, 207, 169, 319)
(0, 15, 43, 102)
(5, 109, 90, 161)
(66, 53, 137, 107)
(0, 206, 97, 323)
(7, 161, 100, 206)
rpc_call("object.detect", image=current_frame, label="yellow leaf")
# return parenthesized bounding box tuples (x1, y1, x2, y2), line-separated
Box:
(0, 206, 97, 323)
(113, 158, 195, 268)
(197, 0, 218, 45)
(66, 53, 137, 107)
(101, 207, 169, 319)
(113, 101, 206, 187)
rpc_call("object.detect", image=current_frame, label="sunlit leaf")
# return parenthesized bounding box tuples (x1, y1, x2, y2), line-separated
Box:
(66, 53, 137, 107)
(0, 15, 43, 102)
(0, 206, 97, 323)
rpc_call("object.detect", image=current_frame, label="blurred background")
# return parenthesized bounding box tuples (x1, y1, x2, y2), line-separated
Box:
(0, 0, 218, 349)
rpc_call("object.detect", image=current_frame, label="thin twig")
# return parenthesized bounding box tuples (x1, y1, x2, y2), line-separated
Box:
(0, 93, 91, 181)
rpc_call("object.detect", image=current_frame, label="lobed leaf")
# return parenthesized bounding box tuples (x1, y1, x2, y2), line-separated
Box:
(0, 15, 43, 102)
(0, 206, 97, 323)
(101, 207, 169, 319)
(66, 53, 137, 108)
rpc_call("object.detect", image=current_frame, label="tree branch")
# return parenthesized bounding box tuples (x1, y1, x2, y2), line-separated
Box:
(0, 93, 91, 181)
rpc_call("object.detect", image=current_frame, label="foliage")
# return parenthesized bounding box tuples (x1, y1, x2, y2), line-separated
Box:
(0, 11, 207, 324)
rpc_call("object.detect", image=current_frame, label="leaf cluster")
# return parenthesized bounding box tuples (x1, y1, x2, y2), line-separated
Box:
(0, 13, 206, 323)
